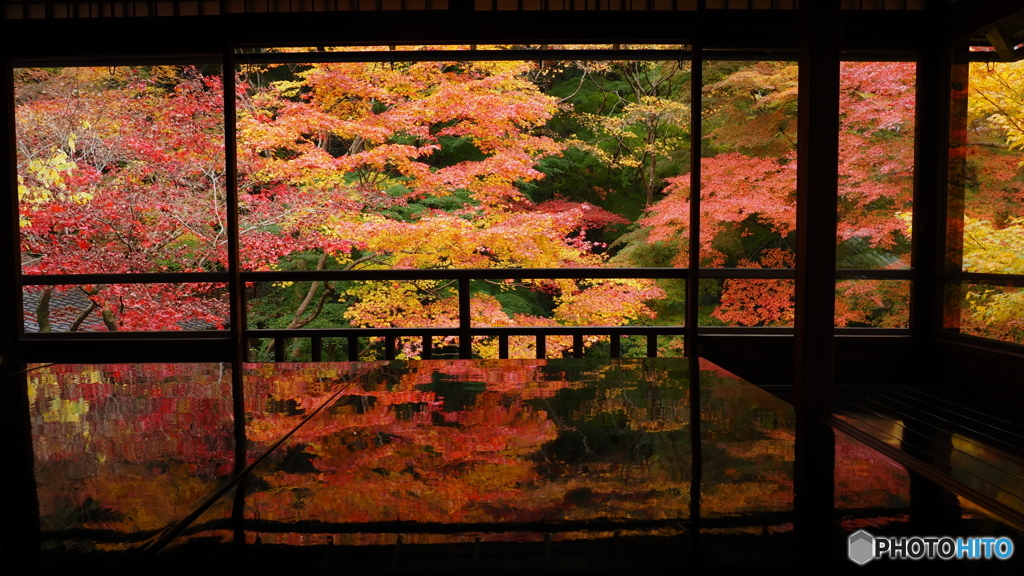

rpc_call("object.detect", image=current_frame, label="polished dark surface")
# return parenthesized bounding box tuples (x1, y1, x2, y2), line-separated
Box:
(21, 358, 1022, 573)
(29, 364, 236, 556)
(835, 385, 1024, 527)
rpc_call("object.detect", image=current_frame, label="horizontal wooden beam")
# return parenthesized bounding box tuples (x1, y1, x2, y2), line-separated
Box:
(2, 9, 932, 61)
(947, 0, 1024, 43)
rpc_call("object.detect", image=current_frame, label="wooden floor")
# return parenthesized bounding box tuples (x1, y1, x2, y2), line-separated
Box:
(831, 385, 1024, 530)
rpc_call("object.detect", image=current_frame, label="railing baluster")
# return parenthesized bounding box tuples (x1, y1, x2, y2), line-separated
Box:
(311, 335, 322, 361)
(348, 336, 359, 361)
(245, 327, 692, 362)
(458, 278, 471, 359)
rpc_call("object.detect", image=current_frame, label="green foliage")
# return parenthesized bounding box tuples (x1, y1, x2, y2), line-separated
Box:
(471, 279, 552, 319)
(428, 135, 488, 168)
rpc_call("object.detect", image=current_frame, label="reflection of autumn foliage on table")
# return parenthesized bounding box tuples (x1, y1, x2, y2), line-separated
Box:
(25, 359, 858, 553)
(239, 359, 801, 544)
(697, 365, 794, 518)
(245, 360, 602, 529)
(23, 361, 918, 555)
(28, 363, 235, 546)
(833, 430, 911, 530)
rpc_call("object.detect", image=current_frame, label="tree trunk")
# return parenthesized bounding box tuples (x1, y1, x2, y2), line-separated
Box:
(36, 287, 53, 333)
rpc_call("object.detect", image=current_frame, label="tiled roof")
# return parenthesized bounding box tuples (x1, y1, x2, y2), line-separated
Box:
(23, 288, 215, 332)
(23, 288, 107, 332)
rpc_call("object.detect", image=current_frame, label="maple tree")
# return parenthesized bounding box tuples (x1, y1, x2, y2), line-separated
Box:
(238, 57, 662, 359)
(963, 59, 1024, 224)
(551, 59, 691, 208)
(18, 67, 236, 331)
(16, 54, 1022, 343)
(17, 62, 660, 343)
(631, 61, 915, 327)
(953, 60, 1024, 344)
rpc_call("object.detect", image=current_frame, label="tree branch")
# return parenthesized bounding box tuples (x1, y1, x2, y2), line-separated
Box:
(287, 252, 331, 329)
(69, 301, 98, 332)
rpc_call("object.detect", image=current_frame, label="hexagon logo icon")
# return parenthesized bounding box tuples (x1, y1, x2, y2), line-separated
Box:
(849, 530, 875, 565)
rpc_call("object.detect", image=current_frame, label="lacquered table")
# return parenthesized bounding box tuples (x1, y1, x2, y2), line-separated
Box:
(26, 357, 915, 573)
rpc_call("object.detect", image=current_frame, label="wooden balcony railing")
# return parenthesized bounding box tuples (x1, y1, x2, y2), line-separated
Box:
(17, 266, 921, 363)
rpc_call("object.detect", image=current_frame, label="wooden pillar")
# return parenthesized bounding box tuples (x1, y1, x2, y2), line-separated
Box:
(0, 60, 21, 384)
(911, 7, 954, 378)
(944, 48, 969, 341)
(223, 48, 251, 568)
(793, 0, 838, 564)
(685, 42, 702, 359)
(0, 59, 42, 568)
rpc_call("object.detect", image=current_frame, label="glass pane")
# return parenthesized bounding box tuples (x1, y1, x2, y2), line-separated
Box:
(238, 57, 690, 337)
(962, 59, 1024, 271)
(16, 66, 227, 275)
(692, 60, 799, 269)
(947, 56, 1024, 343)
(470, 278, 664, 324)
(835, 279, 910, 328)
(961, 283, 1024, 345)
(23, 283, 228, 332)
(236, 58, 682, 271)
(698, 277, 795, 327)
(837, 62, 915, 270)
(248, 279, 461, 332)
